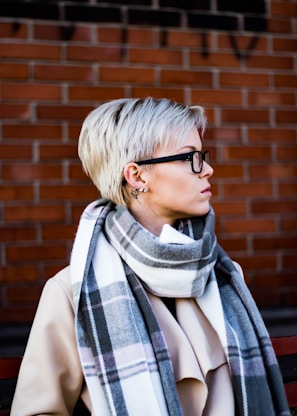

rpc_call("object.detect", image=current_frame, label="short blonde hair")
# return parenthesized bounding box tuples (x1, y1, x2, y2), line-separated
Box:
(78, 97, 207, 206)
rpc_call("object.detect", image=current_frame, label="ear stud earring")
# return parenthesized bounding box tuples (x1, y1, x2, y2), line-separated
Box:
(131, 187, 148, 199)
(131, 188, 139, 199)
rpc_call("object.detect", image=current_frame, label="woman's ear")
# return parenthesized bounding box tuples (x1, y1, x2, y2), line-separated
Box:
(123, 162, 147, 188)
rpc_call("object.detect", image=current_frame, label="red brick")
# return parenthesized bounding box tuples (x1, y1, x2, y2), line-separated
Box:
(0, 307, 36, 324)
(0, 22, 28, 38)
(0, 226, 36, 242)
(271, 1, 297, 17)
(281, 218, 297, 232)
(252, 200, 297, 215)
(204, 108, 215, 124)
(131, 87, 184, 102)
(190, 52, 240, 68)
(277, 146, 297, 160)
(233, 254, 277, 270)
(221, 109, 269, 123)
(4, 205, 65, 222)
(35, 64, 94, 82)
(100, 66, 154, 83)
(219, 72, 269, 87)
(222, 218, 276, 233)
(44, 264, 68, 280)
(0, 144, 32, 159)
(0, 185, 34, 201)
(212, 165, 244, 178)
(2, 124, 62, 139)
(218, 34, 268, 52)
(129, 48, 183, 65)
(7, 286, 42, 303)
(252, 290, 281, 308)
(71, 204, 90, 221)
(38, 144, 78, 159)
(283, 254, 297, 269)
(250, 164, 297, 179)
(254, 273, 297, 288)
(98, 27, 154, 45)
(42, 224, 77, 240)
(34, 23, 93, 42)
(212, 201, 247, 216)
(205, 127, 242, 142)
(2, 164, 63, 180)
(274, 74, 297, 88)
(248, 91, 295, 106)
(166, 30, 213, 48)
(68, 86, 125, 101)
(161, 69, 212, 86)
(127, 28, 155, 45)
(6, 244, 68, 262)
(267, 17, 293, 33)
(281, 289, 297, 306)
(0, 265, 39, 283)
(222, 146, 271, 161)
(2, 82, 61, 101)
(248, 128, 296, 143)
(278, 182, 297, 197)
(247, 55, 293, 70)
(276, 110, 297, 123)
(97, 27, 122, 43)
(273, 37, 297, 52)
(1, 43, 61, 60)
(0, 103, 30, 119)
(0, 6, 296, 316)
(217, 237, 247, 252)
(68, 124, 82, 139)
(210, 183, 218, 197)
(39, 185, 98, 200)
(191, 89, 242, 106)
(69, 164, 87, 180)
(37, 105, 93, 121)
(223, 183, 274, 197)
(67, 45, 122, 62)
(0, 63, 29, 79)
(254, 236, 297, 251)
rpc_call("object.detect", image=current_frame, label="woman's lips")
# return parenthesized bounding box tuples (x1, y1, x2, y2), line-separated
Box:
(201, 186, 212, 195)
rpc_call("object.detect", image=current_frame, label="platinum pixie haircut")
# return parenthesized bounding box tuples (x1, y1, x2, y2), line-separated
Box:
(78, 97, 207, 206)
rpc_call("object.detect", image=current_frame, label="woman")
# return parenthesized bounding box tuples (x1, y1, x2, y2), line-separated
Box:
(11, 97, 289, 416)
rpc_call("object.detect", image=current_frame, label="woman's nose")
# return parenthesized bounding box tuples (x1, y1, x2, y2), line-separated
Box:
(199, 161, 214, 178)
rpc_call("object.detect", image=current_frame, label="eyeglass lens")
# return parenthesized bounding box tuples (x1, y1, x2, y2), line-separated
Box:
(193, 151, 210, 173)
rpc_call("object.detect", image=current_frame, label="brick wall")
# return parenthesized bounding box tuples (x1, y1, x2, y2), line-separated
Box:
(0, 0, 296, 323)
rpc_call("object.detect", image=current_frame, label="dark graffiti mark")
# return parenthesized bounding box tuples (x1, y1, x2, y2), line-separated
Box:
(3, 0, 267, 61)
(12, 21, 21, 33)
(59, 25, 76, 41)
(201, 33, 209, 58)
(229, 34, 261, 61)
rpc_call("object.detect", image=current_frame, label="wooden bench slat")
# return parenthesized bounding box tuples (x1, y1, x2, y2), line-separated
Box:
(271, 335, 297, 356)
(285, 382, 297, 408)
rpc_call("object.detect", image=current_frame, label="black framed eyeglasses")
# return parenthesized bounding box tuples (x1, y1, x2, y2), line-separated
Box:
(135, 150, 210, 174)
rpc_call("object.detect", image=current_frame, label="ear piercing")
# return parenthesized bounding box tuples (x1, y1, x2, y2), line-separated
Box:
(131, 188, 139, 199)
(131, 187, 148, 199)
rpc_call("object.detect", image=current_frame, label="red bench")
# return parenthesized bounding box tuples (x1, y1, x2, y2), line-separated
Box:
(271, 335, 297, 409)
(0, 335, 296, 414)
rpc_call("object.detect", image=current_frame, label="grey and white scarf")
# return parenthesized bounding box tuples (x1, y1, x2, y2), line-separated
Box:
(71, 199, 289, 416)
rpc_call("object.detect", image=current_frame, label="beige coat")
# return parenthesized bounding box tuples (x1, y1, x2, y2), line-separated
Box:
(12, 262, 240, 415)
(11, 266, 94, 416)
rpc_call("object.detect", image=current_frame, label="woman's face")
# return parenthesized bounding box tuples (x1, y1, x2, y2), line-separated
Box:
(131, 127, 214, 234)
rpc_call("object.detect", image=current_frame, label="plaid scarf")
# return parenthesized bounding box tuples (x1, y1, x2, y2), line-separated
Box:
(71, 199, 289, 416)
